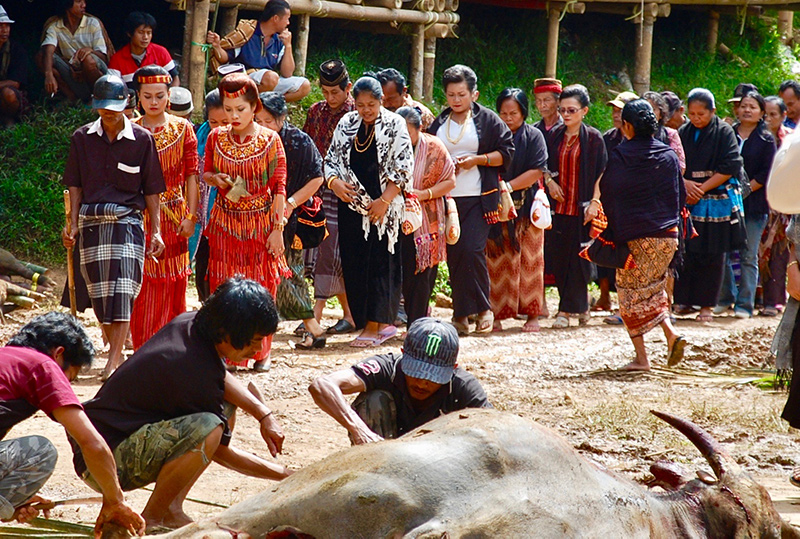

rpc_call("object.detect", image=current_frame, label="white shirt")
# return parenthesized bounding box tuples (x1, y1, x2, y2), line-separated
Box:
(87, 116, 136, 141)
(437, 117, 481, 197)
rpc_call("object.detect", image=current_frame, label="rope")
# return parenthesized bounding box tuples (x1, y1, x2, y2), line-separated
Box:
(558, 0, 577, 22)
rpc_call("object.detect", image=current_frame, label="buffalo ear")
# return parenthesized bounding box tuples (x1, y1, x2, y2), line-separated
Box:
(649, 460, 691, 490)
(696, 470, 716, 484)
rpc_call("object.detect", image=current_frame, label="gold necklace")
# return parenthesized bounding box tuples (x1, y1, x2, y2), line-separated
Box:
(354, 122, 376, 153)
(565, 132, 579, 148)
(445, 110, 472, 145)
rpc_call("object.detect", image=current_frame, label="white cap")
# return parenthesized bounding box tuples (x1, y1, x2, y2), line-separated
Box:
(0, 5, 15, 23)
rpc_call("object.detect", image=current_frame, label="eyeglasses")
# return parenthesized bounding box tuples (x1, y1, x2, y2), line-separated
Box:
(558, 107, 582, 116)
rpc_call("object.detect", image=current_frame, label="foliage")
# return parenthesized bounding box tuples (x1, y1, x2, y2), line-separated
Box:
(433, 262, 452, 299)
(0, 105, 96, 265)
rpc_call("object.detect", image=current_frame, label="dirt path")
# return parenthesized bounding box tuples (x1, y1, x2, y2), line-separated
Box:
(3, 283, 800, 530)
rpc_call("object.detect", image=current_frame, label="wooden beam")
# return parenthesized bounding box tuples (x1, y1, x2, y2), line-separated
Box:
(207, 0, 460, 24)
(181, 0, 195, 84)
(219, 5, 239, 35)
(294, 13, 311, 76)
(410, 24, 425, 98)
(423, 37, 436, 102)
(633, 12, 655, 95)
(425, 23, 457, 38)
(545, 8, 559, 79)
(189, 0, 212, 115)
(707, 10, 719, 54)
(778, 11, 794, 43)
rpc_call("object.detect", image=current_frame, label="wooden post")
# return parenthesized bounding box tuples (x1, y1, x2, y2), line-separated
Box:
(707, 10, 720, 54)
(220, 5, 239, 35)
(545, 8, 560, 79)
(294, 13, 311, 76)
(633, 12, 655, 95)
(189, 0, 212, 114)
(423, 37, 436, 102)
(181, 0, 195, 84)
(778, 11, 794, 44)
(410, 24, 425, 98)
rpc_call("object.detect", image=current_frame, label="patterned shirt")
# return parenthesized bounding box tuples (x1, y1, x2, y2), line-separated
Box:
(42, 15, 107, 60)
(303, 95, 356, 158)
(556, 136, 581, 216)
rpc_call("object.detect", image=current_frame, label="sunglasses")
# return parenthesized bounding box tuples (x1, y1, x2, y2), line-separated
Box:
(558, 107, 582, 115)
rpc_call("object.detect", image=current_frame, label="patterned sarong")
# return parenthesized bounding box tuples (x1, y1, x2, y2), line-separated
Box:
(617, 237, 678, 338)
(78, 203, 145, 324)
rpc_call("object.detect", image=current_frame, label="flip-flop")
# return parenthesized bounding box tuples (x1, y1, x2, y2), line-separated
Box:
(349, 335, 376, 348)
(374, 325, 398, 346)
(667, 335, 686, 367)
(552, 315, 569, 329)
(475, 312, 494, 334)
(603, 314, 624, 326)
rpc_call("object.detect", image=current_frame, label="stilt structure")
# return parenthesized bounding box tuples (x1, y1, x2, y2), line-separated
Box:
(189, 0, 212, 116)
(707, 10, 720, 53)
(410, 24, 425, 98)
(633, 4, 657, 95)
(219, 5, 239, 35)
(423, 37, 436, 102)
(294, 13, 311, 76)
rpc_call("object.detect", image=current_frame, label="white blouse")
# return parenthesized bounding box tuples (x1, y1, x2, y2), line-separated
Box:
(437, 118, 481, 198)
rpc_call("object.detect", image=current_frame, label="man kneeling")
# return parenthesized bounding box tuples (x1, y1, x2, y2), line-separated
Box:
(309, 317, 491, 444)
(70, 278, 292, 532)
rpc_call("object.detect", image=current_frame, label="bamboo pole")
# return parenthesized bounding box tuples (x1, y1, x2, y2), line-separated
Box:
(707, 10, 720, 54)
(434, 0, 446, 11)
(778, 11, 794, 43)
(181, 0, 196, 84)
(220, 5, 239, 35)
(294, 13, 311, 75)
(365, 0, 403, 8)
(425, 23, 455, 38)
(63, 190, 77, 318)
(189, 0, 212, 113)
(211, 0, 460, 23)
(545, 8, 560, 79)
(410, 24, 425, 98)
(423, 37, 436, 102)
(633, 11, 656, 95)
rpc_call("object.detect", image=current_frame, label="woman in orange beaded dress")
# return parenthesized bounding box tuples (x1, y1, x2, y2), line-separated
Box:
(203, 73, 288, 371)
(130, 65, 199, 350)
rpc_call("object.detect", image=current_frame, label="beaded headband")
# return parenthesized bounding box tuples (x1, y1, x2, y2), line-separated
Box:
(137, 74, 172, 85)
(223, 86, 249, 99)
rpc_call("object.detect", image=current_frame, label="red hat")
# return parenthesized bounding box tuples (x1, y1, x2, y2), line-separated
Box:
(534, 78, 563, 95)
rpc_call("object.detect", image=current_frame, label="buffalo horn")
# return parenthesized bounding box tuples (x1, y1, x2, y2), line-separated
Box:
(650, 410, 729, 479)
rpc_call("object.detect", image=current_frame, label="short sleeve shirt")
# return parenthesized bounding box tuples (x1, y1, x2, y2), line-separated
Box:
(41, 15, 107, 59)
(108, 43, 178, 86)
(233, 25, 284, 71)
(351, 353, 492, 436)
(0, 346, 81, 439)
(63, 117, 166, 211)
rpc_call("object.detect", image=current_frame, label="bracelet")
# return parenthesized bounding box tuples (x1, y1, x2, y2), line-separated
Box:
(427, 188, 433, 200)
(258, 411, 273, 422)
(287, 196, 297, 209)
(379, 196, 391, 204)
(185, 212, 198, 223)
(326, 177, 337, 190)
(485, 154, 490, 166)
(545, 177, 552, 186)
(273, 222, 285, 231)
(789, 260, 799, 270)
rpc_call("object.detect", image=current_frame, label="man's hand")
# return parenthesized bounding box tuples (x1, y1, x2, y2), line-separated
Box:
(279, 29, 292, 47)
(62, 225, 78, 249)
(44, 72, 58, 95)
(94, 500, 145, 538)
(350, 425, 384, 445)
(259, 413, 285, 457)
(75, 47, 94, 63)
(146, 232, 165, 259)
(8, 495, 52, 524)
(206, 31, 221, 48)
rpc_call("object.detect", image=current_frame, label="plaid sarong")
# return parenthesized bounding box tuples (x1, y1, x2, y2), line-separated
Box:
(78, 203, 145, 324)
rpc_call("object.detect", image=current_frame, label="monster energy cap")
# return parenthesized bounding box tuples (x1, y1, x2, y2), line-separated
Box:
(401, 317, 459, 384)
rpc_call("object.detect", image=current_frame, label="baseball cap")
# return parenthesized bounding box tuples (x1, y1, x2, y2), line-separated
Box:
(728, 82, 759, 103)
(607, 91, 639, 109)
(0, 5, 14, 23)
(400, 318, 459, 384)
(92, 74, 128, 112)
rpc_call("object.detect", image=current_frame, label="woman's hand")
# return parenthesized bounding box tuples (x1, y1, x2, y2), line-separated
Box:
(366, 197, 390, 224)
(178, 218, 196, 238)
(684, 180, 704, 205)
(455, 155, 480, 171)
(267, 229, 284, 258)
(330, 178, 357, 203)
(547, 181, 565, 204)
(208, 173, 232, 190)
(583, 200, 600, 225)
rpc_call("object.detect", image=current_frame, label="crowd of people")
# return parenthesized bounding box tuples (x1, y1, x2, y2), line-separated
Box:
(3, 0, 800, 532)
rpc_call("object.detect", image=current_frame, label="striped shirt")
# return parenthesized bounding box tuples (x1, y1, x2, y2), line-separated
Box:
(556, 135, 581, 216)
(41, 15, 107, 60)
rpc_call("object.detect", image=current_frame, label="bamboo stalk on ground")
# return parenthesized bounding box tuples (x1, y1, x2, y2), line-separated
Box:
(63, 190, 77, 317)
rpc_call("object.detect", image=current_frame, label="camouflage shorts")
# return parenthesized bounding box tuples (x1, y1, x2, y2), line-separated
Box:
(84, 413, 223, 492)
(0, 435, 58, 519)
(351, 390, 398, 443)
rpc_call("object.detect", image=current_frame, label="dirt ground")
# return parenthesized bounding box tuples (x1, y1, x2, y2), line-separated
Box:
(3, 272, 800, 532)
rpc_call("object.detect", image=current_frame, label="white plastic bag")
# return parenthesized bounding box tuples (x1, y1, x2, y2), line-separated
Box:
(530, 188, 552, 230)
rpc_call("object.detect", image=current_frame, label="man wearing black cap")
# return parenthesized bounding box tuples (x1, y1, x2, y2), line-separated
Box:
(61, 74, 165, 380)
(309, 318, 491, 444)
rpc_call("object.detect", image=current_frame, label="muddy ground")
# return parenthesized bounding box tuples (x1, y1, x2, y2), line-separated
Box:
(3, 274, 800, 531)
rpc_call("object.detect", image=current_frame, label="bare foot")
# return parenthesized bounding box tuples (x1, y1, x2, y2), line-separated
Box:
(492, 320, 503, 332)
(143, 509, 193, 533)
(522, 318, 540, 333)
(619, 360, 650, 371)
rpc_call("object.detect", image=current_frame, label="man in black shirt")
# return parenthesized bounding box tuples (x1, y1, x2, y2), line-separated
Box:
(70, 278, 292, 533)
(309, 318, 491, 444)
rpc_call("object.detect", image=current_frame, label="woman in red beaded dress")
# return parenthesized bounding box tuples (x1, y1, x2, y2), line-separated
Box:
(130, 65, 199, 350)
(202, 73, 288, 371)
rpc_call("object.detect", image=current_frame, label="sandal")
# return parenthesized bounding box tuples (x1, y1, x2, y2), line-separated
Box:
(696, 313, 713, 323)
(374, 325, 398, 346)
(552, 315, 569, 329)
(475, 311, 494, 334)
(350, 335, 376, 348)
(451, 319, 470, 336)
(761, 306, 779, 317)
(667, 335, 686, 367)
(578, 312, 590, 326)
(790, 467, 800, 488)
(327, 319, 356, 335)
(603, 314, 623, 326)
(296, 332, 326, 350)
(293, 322, 306, 336)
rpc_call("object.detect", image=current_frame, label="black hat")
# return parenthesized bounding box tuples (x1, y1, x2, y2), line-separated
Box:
(401, 318, 459, 384)
(92, 74, 128, 112)
(319, 59, 348, 87)
(728, 82, 759, 103)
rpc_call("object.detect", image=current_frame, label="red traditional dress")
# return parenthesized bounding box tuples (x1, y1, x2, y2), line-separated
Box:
(130, 114, 198, 349)
(204, 123, 288, 364)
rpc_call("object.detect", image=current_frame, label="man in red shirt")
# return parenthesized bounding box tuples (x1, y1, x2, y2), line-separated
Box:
(108, 12, 179, 89)
(0, 312, 143, 535)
